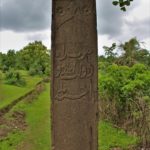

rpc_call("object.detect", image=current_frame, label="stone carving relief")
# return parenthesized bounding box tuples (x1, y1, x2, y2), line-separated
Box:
(53, 0, 96, 102)
(54, 60, 94, 80)
(54, 42, 95, 101)
(52, 0, 98, 149)
(54, 79, 91, 101)
(54, 0, 96, 32)
(55, 0, 95, 17)
(55, 43, 93, 61)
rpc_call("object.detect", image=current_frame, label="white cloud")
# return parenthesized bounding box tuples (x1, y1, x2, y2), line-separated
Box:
(98, 34, 115, 55)
(141, 38, 150, 49)
(0, 30, 51, 53)
(129, 0, 150, 20)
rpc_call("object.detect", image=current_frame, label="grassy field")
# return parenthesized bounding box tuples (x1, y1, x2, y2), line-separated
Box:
(0, 70, 42, 109)
(0, 79, 139, 150)
(0, 70, 139, 150)
(0, 83, 51, 150)
(99, 121, 139, 150)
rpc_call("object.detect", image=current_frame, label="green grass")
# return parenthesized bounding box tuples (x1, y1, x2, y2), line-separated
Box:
(0, 130, 25, 150)
(0, 81, 139, 150)
(20, 83, 51, 150)
(0, 70, 42, 109)
(98, 121, 139, 150)
(0, 83, 51, 150)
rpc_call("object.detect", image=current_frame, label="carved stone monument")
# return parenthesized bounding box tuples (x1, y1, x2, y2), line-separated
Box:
(51, 0, 98, 149)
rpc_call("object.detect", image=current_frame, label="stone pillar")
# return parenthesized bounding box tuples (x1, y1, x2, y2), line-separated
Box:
(51, 0, 98, 150)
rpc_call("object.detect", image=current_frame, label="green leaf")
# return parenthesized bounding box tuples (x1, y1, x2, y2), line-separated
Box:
(112, 1, 119, 6)
(120, 2, 125, 7)
(121, 7, 126, 11)
(125, 1, 130, 6)
(119, 0, 124, 3)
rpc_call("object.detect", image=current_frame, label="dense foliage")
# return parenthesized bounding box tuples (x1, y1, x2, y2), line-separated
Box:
(113, 0, 134, 11)
(0, 41, 50, 87)
(0, 41, 51, 76)
(18, 41, 50, 76)
(5, 69, 26, 86)
(99, 38, 150, 147)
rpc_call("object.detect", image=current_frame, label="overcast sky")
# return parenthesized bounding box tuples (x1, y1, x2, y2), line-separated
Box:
(0, 0, 150, 55)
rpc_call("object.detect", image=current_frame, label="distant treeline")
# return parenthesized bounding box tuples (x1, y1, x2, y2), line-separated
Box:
(0, 41, 51, 76)
(99, 38, 150, 67)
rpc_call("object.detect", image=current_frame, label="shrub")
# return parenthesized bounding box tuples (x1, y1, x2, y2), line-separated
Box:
(29, 67, 37, 76)
(44, 67, 51, 76)
(98, 63, 150, 145)
(5, 70, 26, 86)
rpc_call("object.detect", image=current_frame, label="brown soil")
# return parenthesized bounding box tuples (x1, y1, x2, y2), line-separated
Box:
(25, 83, 45, 103)
(0, 111, 27, 141)
(0, 126, 12, 139)
(0, 81, 46, 143)
(0, 81, 45, 117)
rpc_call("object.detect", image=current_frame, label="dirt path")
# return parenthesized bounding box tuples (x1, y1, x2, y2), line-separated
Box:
(0, 81, 46, 142)
(0, 81, 44, 117)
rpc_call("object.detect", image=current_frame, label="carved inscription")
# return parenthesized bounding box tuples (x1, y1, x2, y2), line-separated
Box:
(52, 0, 98, 149)
(53, 0, 97, 101)
(55, 43, 93, 61)
(54, 0, 96, 31)
(55, 61, 94, 80)
(55, 1, 95, 16)
(55, 79, 90, 101)
(54, 42, 94, 101)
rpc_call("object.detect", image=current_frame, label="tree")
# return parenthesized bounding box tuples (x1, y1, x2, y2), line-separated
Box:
(117, 38, 141, 66)
(0, 71, 3, 100)
(6, 50, 16, 68)
(135, 49, 150, 66)
(103, 43, 117, 63)
(18, 41, 50, 75)
(5, 69, 26, 86)
(101, 38, 150, 67)
(113, 0, 134, 11)
(0, 50, 16, 72)
(98, 62, 150, 146)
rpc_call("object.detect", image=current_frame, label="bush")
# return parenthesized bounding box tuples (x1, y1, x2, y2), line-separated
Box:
(29, 62, 45, 76)
(1, 65, 9, 73)
(99, 63, 150, 115)
(99, 63, 150, 145)
(29, 67, 37, 76)
(44, 67, 51, 76)
(5, 70, 26, 87)
(0, 72, 3, 100)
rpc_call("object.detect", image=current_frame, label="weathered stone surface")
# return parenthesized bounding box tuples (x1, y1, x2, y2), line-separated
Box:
(51, 0, 98, 150)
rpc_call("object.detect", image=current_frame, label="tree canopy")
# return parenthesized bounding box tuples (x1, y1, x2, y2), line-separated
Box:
(113, 0, 134, 11)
